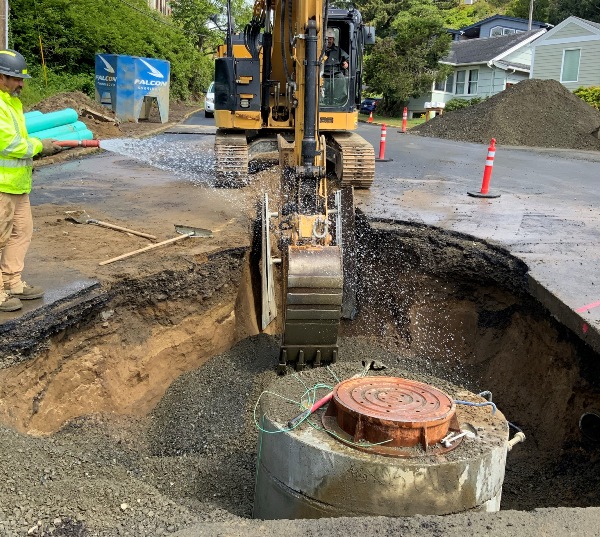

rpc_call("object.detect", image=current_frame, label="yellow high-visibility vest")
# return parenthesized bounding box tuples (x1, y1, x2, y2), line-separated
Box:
(0, 90, 42, 194)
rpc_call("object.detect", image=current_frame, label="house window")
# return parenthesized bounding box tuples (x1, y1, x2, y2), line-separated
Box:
(490, 26, 517, 37)
(455, 69, 478, 95)
(434, 73, 455, 93)
(468, 70, 478, 94)
(561, 49, 581, 82)
(455, 70, 466, 94)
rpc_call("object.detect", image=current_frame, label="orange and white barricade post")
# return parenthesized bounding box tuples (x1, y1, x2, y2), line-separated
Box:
(401, 107, 408, 133)
(468, 138, 501, 198)
(375, 123, 393, 162)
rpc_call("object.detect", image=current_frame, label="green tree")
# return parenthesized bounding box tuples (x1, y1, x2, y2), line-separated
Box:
(432, 0, 460, 10)
(354, 0, 412, 38)
(506, 0, 551, 22)
(441, 0, 504, 28)
(9, 0, 212, 99)
(170, 0, 252, 51)
(364, 0, 452, 114)
(548, 0, 600, 24)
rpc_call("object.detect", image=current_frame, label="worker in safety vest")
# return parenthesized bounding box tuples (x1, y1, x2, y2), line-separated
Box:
(0, 49, 63, 312)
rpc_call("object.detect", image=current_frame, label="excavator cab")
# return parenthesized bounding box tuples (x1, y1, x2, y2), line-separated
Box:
(320, 25, 349, 108)
(319, 15, 371, 112)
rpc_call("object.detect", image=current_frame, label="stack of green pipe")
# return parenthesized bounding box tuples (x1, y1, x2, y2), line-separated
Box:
(25, 108, 94, 142)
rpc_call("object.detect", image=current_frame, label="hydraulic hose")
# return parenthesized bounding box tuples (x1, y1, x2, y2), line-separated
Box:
(454, 399, 497, 415)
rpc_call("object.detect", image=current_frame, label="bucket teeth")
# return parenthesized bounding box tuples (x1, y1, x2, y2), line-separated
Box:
(280, 246, 343, 369)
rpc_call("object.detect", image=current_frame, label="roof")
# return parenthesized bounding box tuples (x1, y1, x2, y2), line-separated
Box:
(455, 14, 553, 34)
(573, 16, 600, 32)
(442, 29, 544, 65)
(531, 16, 600, 48)
(493, 60, 531, 73)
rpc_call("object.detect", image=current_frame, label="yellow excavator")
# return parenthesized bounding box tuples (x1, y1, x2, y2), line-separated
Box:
(213, 0, 376, 372)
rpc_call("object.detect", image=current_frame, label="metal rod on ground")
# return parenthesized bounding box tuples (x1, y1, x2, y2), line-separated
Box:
(467, 138, 501, 199)
(90, 220, 156, 240)
(65, 213, 157, 240)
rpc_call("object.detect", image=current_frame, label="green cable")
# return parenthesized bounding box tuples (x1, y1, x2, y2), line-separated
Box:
(326, 365, 341, 383)
(252, 365, 386, 445)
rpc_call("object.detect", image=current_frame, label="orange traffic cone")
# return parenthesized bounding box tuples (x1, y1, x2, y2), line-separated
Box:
(368, 111, 373, 123)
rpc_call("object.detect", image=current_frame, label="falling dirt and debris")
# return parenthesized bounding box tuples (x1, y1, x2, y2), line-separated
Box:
(412, 79, 600, 150)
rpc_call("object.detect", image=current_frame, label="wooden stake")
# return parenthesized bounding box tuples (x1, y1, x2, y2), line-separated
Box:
(99, 233, 192, 266)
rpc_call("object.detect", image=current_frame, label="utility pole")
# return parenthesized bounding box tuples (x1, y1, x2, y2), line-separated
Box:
(528, 0, 534, 31)
(0, 0, 7, 49)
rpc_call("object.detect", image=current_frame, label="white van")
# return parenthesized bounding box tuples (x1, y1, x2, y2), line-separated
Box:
(204, 81, 215, 118)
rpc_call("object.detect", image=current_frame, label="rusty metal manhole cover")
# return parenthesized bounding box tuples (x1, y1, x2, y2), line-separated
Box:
(322, 376, 461, 457)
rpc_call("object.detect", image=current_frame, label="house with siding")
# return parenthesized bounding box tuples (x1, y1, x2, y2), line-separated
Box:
(407, 29, 546, 118)
(449, 14, 551, 41)
(530, 16, 600, 90)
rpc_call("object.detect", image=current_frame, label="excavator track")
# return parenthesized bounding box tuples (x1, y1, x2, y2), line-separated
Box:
(214, 130, 249, 187)
(328, 132, 375, 189)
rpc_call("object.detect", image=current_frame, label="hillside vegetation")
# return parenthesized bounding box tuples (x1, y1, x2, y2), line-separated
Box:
(8, 0, 595, 108)
(10, 0, 248, 105)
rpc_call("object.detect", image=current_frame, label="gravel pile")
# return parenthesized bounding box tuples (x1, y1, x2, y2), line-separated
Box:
(412, 79, 600, 150)
(0, 335, 446, 536)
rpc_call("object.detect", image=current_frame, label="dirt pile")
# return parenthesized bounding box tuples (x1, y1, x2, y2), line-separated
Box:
(29, 91, 122, 140)
(28, 91, 202, 141)
(412, 79, 600, 151)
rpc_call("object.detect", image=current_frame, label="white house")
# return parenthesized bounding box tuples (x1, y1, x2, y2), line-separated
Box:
(407, 29, 546, 118)
(531, 16, 600, 90)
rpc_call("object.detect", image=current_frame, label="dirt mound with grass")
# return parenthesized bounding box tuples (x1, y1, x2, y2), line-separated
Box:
(29, 90, 122, 140)
(412, 79, 600, 151)
(28, 91, 202, 141)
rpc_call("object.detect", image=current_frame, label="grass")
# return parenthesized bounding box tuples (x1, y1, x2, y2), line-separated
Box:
(20, 68, 95, 109)
(358, 113, 426, 129)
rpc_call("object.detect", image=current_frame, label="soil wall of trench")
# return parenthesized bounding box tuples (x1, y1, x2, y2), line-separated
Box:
(0, 247, 258, 435)
(0, 215, 598, 535)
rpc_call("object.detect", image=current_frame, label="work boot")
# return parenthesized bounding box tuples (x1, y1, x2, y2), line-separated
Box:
(0, 290, 22, 312)
(6, 281, 45, 300)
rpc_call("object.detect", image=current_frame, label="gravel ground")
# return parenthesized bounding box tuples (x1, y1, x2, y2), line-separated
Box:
(3, 327, 597, 536)
(0, 334, 481, 536)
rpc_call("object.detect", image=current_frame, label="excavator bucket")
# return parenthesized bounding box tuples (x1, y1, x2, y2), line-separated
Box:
(279, 245, 343, 372)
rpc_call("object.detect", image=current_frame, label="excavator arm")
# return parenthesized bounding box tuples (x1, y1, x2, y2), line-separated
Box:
(214, 0, 375, 372)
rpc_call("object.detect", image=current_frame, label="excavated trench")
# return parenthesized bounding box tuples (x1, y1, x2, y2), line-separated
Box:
(0, 214, 599, 534)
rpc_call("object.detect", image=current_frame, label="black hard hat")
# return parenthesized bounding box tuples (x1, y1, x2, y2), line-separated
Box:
(0, 49, 31, 79)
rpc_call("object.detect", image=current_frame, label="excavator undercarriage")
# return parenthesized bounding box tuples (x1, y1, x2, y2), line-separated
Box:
(214, 131, 375, 189)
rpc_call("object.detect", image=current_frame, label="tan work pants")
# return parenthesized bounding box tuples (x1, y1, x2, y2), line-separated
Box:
(0, 192, 32, 289)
